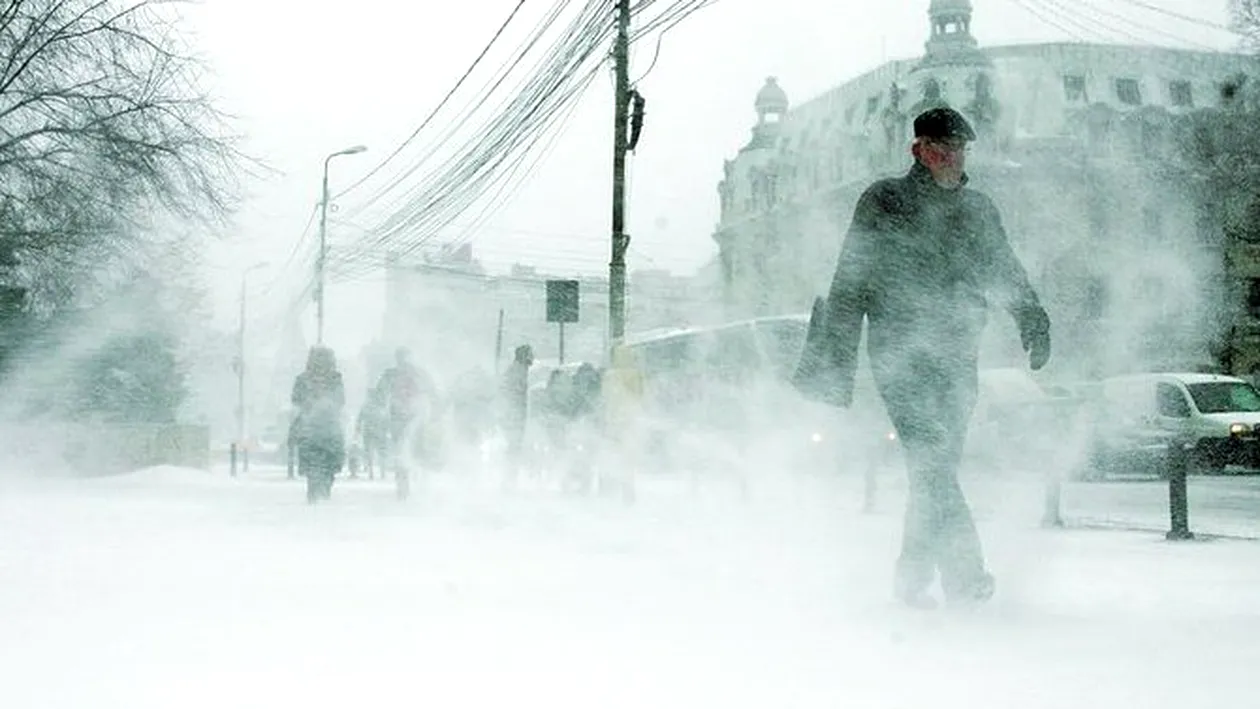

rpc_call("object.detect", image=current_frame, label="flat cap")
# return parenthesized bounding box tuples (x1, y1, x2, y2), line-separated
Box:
(913, 106, 976, 141)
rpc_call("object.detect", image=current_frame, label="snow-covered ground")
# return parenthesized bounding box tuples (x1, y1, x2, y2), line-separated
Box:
(2, 464, 1258, 709)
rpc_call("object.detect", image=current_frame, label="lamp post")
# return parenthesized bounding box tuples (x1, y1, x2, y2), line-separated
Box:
(315, 144, 368, 344)
(235, 260, 271, 474)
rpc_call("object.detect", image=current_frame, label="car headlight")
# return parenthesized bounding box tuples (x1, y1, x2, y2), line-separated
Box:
(1230, 422, 1250, 437)
(886, 431, 897, 442)
(810, 432, 824, 444)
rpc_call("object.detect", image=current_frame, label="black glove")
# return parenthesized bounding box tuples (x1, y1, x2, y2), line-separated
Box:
(1018, 305, 1051, 371)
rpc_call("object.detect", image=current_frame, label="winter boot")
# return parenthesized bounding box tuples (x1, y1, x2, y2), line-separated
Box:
(944, 572, 996, 608)
(894, 559, 938, 610)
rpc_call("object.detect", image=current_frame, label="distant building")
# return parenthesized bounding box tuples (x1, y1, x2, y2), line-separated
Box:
(713, 0, 1257, 379)
(381, 247, 718, 378)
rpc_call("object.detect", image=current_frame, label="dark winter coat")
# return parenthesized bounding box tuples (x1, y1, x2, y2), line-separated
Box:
(291, 370, 346, 453)
(500, 362, 530, 431)
(357, 388, 389, 447)
(794, 161, 1050, 407)
(378, 363, 437, 423)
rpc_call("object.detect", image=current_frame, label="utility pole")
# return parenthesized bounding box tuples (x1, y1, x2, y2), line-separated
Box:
(237, 274, 247, 454)
(608, 0, 631, 350)
(314, 145, 368, 345)
(236, 262, 270, 474)
(315, 164, 330, 345)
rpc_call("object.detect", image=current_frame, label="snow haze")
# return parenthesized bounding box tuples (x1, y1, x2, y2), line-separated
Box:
(2, 466, 1258, 708)
(3, 2, 1260, 708)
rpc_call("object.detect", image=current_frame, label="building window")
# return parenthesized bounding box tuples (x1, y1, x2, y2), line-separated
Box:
(1115, 78, 1142, 106)
(1168, 80, 1194, 108)
(1219, 74, 1246, 106)
(1063, 74, 1087, 103)
(1248, 279, 1260, 318)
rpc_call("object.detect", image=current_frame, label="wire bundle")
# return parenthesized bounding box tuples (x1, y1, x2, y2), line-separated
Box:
(257, 0, 721, 330)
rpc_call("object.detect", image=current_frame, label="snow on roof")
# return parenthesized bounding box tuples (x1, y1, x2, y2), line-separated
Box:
(624, 313, 809, 346)
(1107, 372, 1247, 386)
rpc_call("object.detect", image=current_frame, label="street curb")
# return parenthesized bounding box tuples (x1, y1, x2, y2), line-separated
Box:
(1059, 516, 1260, 542)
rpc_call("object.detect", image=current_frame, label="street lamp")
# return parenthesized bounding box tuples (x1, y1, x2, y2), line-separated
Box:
(315, 144, 368, 344)
(236, 260, 271, 472)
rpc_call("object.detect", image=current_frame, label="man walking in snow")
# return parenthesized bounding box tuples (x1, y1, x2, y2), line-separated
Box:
(794, 107, 1052, 608)
(376, 347, 437, 498)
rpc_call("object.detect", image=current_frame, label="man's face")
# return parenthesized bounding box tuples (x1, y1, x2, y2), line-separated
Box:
(919, 137, 969, 189)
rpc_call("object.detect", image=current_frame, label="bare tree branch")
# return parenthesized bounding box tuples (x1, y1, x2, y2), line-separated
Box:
(0, 0, 256, 309)
(1231, 0, 1260, 52)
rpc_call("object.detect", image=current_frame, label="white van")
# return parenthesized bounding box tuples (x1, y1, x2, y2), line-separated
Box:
(1083, 372, 1260, 477)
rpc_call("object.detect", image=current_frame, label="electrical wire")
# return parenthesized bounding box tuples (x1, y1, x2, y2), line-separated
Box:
(337, 0, 580, 219)
(331, 0, 531, 201)
(327, 67, 597, 282)
(323, 0, 721, 288)
(340, 0, 604, 235)
(1021, 0, 1124, 41)
(330, 0, 617, 275)
(632, 0, 716, 39)
(328, 61, 601, 279)
(345, 0, 699, 239)
(258, 203, 319, 299)
(1105, 0, 1238, 33)
(414, 65, 598, 261)
(1047, 0, 1221, 50)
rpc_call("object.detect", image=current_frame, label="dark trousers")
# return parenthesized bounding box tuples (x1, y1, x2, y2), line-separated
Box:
(299, 440, 340, 503)
(877, 357, 987, 599)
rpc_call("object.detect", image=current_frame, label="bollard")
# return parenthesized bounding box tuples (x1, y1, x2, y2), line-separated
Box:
(1166, 438, 1194, 541)
(1041, 475, 1064, 528)
(229, 442, 238, 477)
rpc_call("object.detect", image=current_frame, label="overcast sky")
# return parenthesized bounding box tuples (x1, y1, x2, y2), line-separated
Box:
(186, 0, 1238, 355)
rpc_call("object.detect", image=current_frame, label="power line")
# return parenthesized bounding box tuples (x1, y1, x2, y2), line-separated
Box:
(330, 60, 604, 279)
(317, 1, 605, 282)
(338, 0, 583, 220)
(346, 1, 608, 234)
(1104, 0, 1238, 34)
(420, 67, 598, 260)
(332, 0, 616, 274)
(258, 203, 319, 299)
(632, 0, 717, 39)
(323, 0, 725, 289)
(1013, 0, 1118, 42)
(1051, 0, 1222, 50)
(331, 0, 531, 201)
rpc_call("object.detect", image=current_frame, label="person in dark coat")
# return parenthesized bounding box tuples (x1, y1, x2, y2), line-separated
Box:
(561, 362, 604, 494)
(355, 383, 390, 479)
(291, 345, 347, 503)
(794, 107, 1052, 608)
(375, 347, 438, 499)
(500, 344, 534, 483)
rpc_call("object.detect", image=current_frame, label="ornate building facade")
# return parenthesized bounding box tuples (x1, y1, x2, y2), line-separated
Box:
(713, 0, 1259, 380)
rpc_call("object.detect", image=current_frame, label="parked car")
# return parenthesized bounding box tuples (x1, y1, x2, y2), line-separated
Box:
(1079, 372, 1260, 478)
